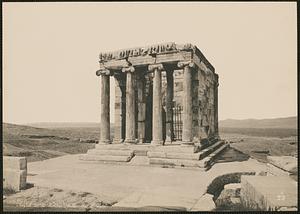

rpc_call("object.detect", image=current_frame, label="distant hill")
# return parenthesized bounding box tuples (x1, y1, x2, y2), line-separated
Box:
(2, 123, 96, 162)
(25, 122, 101, 128)
(219, 116, 297, 129)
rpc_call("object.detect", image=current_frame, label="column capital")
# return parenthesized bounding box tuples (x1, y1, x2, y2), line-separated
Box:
(148, 63, 164, 72)
(177, 61, 195, 69)
(122, 66, 135, 73)
(96, 68, 111, 76)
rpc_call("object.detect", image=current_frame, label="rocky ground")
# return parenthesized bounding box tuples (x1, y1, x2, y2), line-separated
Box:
(4, 186, 117, 211)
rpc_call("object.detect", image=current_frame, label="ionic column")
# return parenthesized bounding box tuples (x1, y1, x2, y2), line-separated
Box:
(149, 64, 164, 145)
(165, 69, 174, 143)
(113, 74, 125, 144)
(123, 66, 136, 144)
(96, 68, 111, 144)
(137, 73, 146, 143)
(178, 61, 195, 145)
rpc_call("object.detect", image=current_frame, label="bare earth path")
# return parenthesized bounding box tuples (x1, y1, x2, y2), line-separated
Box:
(13, 154, 266, 210)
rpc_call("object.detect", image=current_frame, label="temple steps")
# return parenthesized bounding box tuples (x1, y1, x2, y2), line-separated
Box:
(79, 154, 133, 162)
(201, 144, 229, 170)
(80, 144, 135, 162)
(87, 149, 134, 156)
(147, 140, 229, 170)
(198, 140, 224, 159)
(79, 140, 229, 170)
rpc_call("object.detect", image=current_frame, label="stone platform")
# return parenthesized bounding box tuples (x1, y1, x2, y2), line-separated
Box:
(80, 140, 229, 171)
(26, 154, 267, 210)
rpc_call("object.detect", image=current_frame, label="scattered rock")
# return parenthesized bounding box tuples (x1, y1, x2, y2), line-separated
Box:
(255, 171, 267, 176)
(230, 197, 241, 205)
(215, 183, 241, 208)
(4, 186, 114, 209)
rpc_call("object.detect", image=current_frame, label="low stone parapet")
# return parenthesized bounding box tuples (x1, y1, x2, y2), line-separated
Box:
(3, 156, 27, 191)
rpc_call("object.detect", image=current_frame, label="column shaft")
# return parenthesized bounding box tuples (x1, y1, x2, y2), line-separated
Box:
(137, 75, 146, 143)
(151, 65, 164, 145)
(113, 77, 124, 143)
(165, 70, 174, 143)
(182, 64, 193, 144)
(100, 74, 111, 144)
(125, 70, 136, 143)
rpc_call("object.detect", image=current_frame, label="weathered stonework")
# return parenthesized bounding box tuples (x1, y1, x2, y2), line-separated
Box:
(82, 42, 220, 167)
(97, 42, 218, 145)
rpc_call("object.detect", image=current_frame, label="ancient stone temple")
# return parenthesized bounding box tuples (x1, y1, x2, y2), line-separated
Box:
(80, 42, 227, 170)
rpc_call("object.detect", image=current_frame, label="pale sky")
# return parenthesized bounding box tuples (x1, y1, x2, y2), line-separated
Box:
(3, 2, 297, 124)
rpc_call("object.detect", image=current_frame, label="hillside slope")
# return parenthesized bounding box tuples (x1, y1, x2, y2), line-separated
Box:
(219, 116, 297, 129)
(3, 123, 95, 162)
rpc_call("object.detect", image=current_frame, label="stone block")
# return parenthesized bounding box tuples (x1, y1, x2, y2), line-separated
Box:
(267, 156, 297, 174)
(224, 183, 241, 191)
(3, 169, 27, 191)
(148, 151, 201, 160)
(3, 156, 27, 170)
(190, 193, 216, 211)
(87, 149, 134, 157)
(150, 144, 200, 153)
(240, 175, 297, 211)
(149, 158, 206, 168)
(95, 143, 128, 150)
(80, 154, 133, 162)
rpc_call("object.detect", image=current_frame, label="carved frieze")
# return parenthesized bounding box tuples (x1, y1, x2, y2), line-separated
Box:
(99, 42, 194, 62)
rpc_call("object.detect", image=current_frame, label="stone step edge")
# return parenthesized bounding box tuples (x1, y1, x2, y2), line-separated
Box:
(199, 140, 225, 160)
(203, 144, 230, 170)
(79, 154, 134, 162)
(148, 144, 229, 169)
(149, 157, 207, 168)
(87, 149, 134, 156)
(146, 140, 224, 161)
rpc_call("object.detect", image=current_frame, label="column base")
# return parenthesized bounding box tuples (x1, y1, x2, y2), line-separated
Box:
(164, 138, 173, 145)
(98, 140, 111, 145)
(151, 140, 164, 146)
(124, 139, 138, 144)
(112, 139, 124, 144)
(138, 138, 145, 144)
